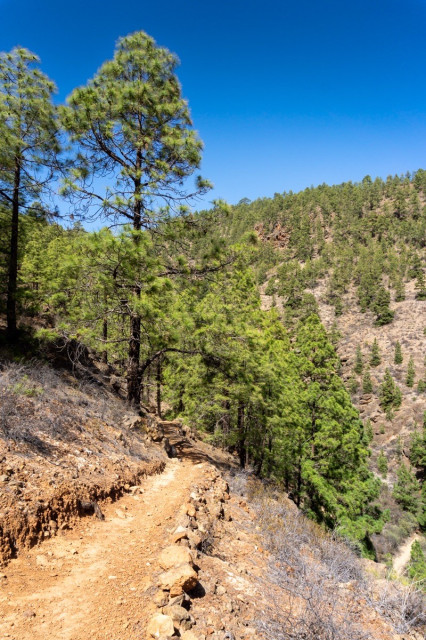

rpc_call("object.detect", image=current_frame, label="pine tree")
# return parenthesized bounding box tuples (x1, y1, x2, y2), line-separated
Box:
(329, 320, 341, 346)
(372, 285, 394, 326)
(370, 338, 381, 367)
(0, 47, 60, 339)
(364, 419, 374, 443)
(394, 277, 406, 302)
(377, 450, 388, 477)
(348, 376, 359, 394)
(379, 368, 402, 418)
(60, 31, 211, 406)
(409, 253, 423, 279)
(406, 356, 415, 387)
(408, 540, 426, 587)
(293, 314, 382, 543)
(362, 367, 373, 393)
(392, 464, 420, 514)
(409, 417, 426, 473)
(394, 341, 403, 364)
(354, 344, 363, 375)
(415, 270, 426, 300)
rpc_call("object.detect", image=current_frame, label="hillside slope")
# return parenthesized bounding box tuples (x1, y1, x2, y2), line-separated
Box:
(0, 417, 424, 640)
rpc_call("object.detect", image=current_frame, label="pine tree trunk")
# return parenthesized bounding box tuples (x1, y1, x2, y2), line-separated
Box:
(237, 403, 246, 468)
(156, 357, 162, 419)
(127, 313, 141, 407)
(102, 318, 108, 364)
(6, 158, 21, 340)
(126, 150, 142, 408)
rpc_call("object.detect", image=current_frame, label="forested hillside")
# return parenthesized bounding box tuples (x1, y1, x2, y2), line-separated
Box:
(0, 34, 425, 577)
(195, 172, 426, 562)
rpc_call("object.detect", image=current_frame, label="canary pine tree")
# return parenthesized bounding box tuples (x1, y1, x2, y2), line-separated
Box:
(394, 341, 403, 364)
(61, 31, 211, 406)
(0, 47, 59, 338)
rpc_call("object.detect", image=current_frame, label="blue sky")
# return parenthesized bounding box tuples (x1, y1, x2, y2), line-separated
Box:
(1, 0, 425, 208)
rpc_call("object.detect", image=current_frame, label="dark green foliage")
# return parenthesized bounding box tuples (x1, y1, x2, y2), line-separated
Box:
(406, 356, 415, 388)
(408, 540, 426, 590)
(354, 345, 363, 375)
(59, 31, 211, 406)
(0, 47, 59, 338)
(379, 368, 402, 418)
(362, 368, 373, 394)
(348, 376, 359, 394)
(394, 341, 403, 364)
(409, 416, 426, 475)
(409, 254, 423, 280)
(364, 419, 374, 443)
(394, 277, 406, 302)
(370, 338, 381, 367)
(372, 286, 394, 326)
(328, 320, 341, 346)
(377, 450, 388, 477)
(415, 270, 426, 300)
(392, 464, 420, 514)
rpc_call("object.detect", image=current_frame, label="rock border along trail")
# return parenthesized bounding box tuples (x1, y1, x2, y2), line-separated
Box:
(0, 426, 235, 640)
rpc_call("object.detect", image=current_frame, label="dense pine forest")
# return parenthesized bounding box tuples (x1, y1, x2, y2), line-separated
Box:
(0, 34, 425, 573)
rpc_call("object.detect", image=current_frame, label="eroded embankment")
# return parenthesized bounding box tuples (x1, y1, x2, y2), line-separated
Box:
(0, 360, 167, 565)
(0, 459, 165, 565)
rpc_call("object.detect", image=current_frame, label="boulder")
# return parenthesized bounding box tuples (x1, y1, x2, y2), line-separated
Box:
(153, 590, 169, 607)
(158, 545, 193, 570)
(159, 563, 198, 596)
(171, 526, 189, 544)
(147, 613, 175, 638)
(187, 531, 202, 549)
(185, 503, 196, 517)
(162, 604, 190, 622)
(180, 632, 199, 640)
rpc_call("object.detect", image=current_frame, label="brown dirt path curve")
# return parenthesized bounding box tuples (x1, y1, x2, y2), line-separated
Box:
(392, 533, 421, 575)
(0, 430, 233, 640)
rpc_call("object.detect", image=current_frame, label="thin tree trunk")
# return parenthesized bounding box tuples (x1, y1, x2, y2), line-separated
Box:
(127, 314, 141, 407)
(6, 157, 20, 340)
(126, 150, 142, 407)
(237, 403, 246, 468)
(223, 396, 231, 448)
(102, 297, 108, 365)
(156, 357, 162, 419)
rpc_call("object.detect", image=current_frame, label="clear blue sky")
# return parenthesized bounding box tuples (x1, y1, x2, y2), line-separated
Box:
(1, 0, 425, 207)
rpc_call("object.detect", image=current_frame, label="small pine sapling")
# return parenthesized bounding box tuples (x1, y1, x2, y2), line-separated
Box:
(370, 338, 381, 367)
(354, 345, 363, 375)
(362, 367, 373, 394)
(377, 450, 388, 477)
(406, 356, 415, 387)
(394, 341, 403, 364)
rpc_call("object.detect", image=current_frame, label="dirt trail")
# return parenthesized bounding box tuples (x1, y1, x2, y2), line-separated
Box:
(392, 533, 421, 575)
(0, 431, 232, 640)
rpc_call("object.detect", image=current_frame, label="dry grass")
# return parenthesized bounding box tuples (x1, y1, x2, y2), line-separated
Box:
(0, 360, 130, 456)
(227, 471, 426, 640)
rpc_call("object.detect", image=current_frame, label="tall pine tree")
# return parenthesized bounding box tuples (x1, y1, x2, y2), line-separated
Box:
(0, 47, 59, 338)
(60, 32, 211, 405)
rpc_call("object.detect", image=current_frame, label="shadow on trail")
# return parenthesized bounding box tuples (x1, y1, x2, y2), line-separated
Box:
(161, 423, 238, 474)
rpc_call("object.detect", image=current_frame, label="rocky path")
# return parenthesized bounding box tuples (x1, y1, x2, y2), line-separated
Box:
(0, 430, 234, 640)
(393, 533, 421, 575)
